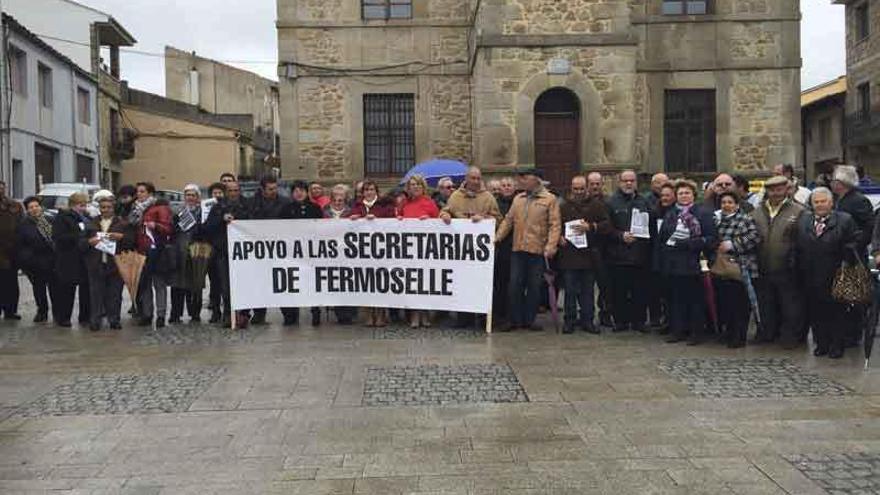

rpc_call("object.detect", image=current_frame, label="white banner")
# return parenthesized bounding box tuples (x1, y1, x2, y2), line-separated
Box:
(227, 219, 496, 313)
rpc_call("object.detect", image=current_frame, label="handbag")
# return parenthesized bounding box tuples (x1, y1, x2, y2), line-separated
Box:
(710, 252, 742, 281)
(831, 250, 873, 305)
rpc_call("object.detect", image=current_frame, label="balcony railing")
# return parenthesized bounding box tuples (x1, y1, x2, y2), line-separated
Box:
(845, 111, 880, 147)
(110, 128, 136, 160)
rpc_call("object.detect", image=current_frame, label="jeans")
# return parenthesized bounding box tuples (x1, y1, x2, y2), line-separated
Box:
(139, 268, 168, 320)
(563, 269, 595, 327)
(508, 252, 544, 327)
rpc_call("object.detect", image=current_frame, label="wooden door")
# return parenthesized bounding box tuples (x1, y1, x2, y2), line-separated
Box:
(534, 88, 580, 192)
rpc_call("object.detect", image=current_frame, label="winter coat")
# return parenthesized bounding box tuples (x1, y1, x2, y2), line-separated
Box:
(0, 198, 22, 269)
(496, 187, 561, 256)
(350, 197, 396, 218)
(16, 216, 55, 278)
(52, 209, 89, 285)
(205, 197, 250, 257)
(250, 193, 291, 220)
(835, 188, 874, 258)
(83, 216, 135, 275)
(657, 204, 718, 277)
(169, 206, 206, 289)
(134, 199, 173, 254)
(792, 211, 859, 302)
(714, 209, 761, 277)
(400, 195, 440, 219)
(650, 204, 673, 273)
(752, 199, 804, 277)
(605, 190, 652, 267)
(442, 185, 502, 222)
(556, 195, 611, 270)
(285, 199, 323, 220)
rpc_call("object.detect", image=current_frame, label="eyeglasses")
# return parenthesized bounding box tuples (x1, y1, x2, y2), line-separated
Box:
(716, 182, 733, 187)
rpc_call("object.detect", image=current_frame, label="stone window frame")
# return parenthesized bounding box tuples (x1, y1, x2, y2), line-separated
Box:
(855, 2, 870, 42)
(8, 44, 27, 97)
(663, 89, 717, 174)
(362, 0, 412, 20)
(77, 87, 91, 126)
(661, 0, 710, 16)
(363, 93, 416, 177)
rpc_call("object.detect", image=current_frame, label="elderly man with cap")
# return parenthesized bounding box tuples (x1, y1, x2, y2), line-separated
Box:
(496, 168, 561, 332)
(752, 175, 805, 347)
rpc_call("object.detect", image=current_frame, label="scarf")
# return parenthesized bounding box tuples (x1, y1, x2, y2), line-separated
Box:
(31, 214, 53, 244)
(675, 203, 702, 237)
(128, 196, 156, 226)
(362, 196, 377, 212)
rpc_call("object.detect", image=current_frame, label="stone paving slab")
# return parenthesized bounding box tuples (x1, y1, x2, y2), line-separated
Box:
(659, 358, 853, 398)
(362, 364, 528, 406)
(371, 326, 487, 340)
(12, 367, 225, 417)
(784, 453, 880, 495)
(136, 325, 264, 346)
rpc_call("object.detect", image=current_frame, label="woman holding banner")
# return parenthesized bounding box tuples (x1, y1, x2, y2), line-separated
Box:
(399, 175, 440, 328)
(350, 180, 396, 327)
(324, 184, 356, 325)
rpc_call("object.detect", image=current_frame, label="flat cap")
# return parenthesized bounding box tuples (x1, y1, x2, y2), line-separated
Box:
(517, 167, 544, 179)
(764, 175, 790, 188)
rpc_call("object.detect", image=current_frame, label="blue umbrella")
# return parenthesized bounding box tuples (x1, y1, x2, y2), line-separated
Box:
(400, 159, 468, 188)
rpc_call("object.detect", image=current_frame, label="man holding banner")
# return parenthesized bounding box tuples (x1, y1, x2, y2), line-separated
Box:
(495, 169, 561, 332)
(440, 166, 502, 328)
(248, 176, 291, 326)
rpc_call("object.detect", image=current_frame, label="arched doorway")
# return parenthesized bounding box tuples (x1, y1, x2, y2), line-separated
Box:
(534, 87, 581, 191)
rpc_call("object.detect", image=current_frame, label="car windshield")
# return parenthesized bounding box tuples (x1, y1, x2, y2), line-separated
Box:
(40, 195, 69, 210)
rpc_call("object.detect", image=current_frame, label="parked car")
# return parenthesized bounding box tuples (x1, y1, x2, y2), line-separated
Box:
(37, 183, 101, 218)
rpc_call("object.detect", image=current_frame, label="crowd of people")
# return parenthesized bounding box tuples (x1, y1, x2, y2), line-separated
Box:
(0, 162, 876, 360)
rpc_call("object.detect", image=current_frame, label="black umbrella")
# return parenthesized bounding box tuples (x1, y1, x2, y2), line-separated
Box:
(865, 271, 880, 369)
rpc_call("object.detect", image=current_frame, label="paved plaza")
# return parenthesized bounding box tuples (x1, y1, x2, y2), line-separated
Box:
(1, 283, 880, 494)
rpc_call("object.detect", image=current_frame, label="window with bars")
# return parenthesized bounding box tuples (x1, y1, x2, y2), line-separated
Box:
(857, 82, 871, 122)
(662, 0, 709, 15)
(362, 0, 412, 19)
(363, 94, 415, 176)
(664, 90, 716, 173)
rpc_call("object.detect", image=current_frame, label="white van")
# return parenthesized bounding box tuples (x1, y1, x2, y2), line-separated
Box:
(37, 183, 101, 218)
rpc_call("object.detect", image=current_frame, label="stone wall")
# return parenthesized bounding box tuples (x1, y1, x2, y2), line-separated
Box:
(429, 77, 472, 162)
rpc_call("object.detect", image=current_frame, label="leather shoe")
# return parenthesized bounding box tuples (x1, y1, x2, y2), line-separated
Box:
(562, 324, 574, 334)
(828, 349, 844, 359)
(582, 324, 600, 334)
(813, 347, 828, 357)
(110, 323, 122, 330)
(33, 312, 48, 323)
(3, 313, 22, 321)
(665, 335, 685, 343)
(528, 324, 544, 332)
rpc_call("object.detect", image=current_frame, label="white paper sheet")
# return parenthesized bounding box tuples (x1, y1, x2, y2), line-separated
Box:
(95, 232, 117, 256)
(630, 208, 650, 239)
(564, 220, 588, 249)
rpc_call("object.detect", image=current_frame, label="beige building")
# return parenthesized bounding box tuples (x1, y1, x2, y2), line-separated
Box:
(277, 0, 802, 187)
(835, 0, 880, 176)
(801, 76, 846, 181)
(164, 46, 280, 176)
(120, 88, 255, 190)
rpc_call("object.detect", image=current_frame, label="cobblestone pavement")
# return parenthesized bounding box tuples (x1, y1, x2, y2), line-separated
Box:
(2, 281, 880, 493)
(363, 364, 528, 406)
(659, 357, 853, 398)
(14, 368, 226, 417)
(785, 453, 880, 494)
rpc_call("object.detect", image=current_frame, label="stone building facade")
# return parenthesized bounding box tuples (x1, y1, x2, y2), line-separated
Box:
(801, 76, 846, 181)
(835, 0, 880, 176)
(277, 0, 801, 187)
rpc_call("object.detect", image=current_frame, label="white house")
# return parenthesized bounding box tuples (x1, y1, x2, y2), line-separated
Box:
(0, 14, 99, 198)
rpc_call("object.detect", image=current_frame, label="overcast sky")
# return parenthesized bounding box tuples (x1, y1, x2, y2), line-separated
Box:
(81, 0, 845, 95)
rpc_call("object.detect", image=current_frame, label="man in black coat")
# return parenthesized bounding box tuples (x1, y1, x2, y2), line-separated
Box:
(830, 164, 874, 348)
(205, 181, 250, 326)
(283, 180, 323, 327)
(248, 176, 292, 325)
(0, 181, 22, 320)
(52, 193, 91, 327)
(792, 187, 860, 359)
(605, 170, 652, 332)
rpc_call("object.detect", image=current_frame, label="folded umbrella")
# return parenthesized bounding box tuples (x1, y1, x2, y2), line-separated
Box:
(188, 242, 213, 293)
(700, 258, 719, 334)
(114, 251, 146, 304)
(865, 271, 880, 369)
(544, 258, 560, 333)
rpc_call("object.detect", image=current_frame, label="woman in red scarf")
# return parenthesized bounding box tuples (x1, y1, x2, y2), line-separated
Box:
(398, 175, 440, 328)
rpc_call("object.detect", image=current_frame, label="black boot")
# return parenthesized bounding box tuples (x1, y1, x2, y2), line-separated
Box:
(33, 311, 48, 323)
